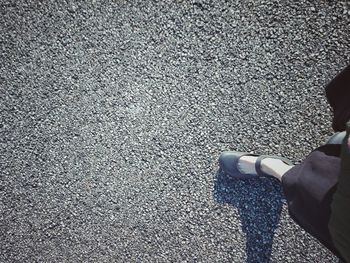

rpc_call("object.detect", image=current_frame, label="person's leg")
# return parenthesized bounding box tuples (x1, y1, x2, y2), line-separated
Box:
(326, 131, 346, 144)
(281, 144, 344, 261)
(325, 64, 350, 132)
(237, 130, 346, 181)
(238, 156, 294, 181)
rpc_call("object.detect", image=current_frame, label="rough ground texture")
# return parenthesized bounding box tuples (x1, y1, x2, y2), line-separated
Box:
(1, 0, 349, 262)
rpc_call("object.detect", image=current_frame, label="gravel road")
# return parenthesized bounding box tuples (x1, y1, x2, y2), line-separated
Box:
(1, 0, 350, 262)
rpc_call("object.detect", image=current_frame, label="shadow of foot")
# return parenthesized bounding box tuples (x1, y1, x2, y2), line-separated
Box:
(213, 170, 284, 263)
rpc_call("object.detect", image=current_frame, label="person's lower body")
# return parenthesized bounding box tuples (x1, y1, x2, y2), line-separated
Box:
(219, 64, 350, 260)
(218, 133, 344, 260)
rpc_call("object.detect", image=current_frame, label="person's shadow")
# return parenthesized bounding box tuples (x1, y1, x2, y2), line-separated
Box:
(213, 169, 284, 263)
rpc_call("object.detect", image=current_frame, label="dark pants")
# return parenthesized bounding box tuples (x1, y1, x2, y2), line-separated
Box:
(282, 64, 350, 260)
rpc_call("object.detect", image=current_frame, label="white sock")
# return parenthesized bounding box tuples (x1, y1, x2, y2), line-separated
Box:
(237, 156, 294, 180)
(261, 158, 294, 180)
(237, 156, 258, 174)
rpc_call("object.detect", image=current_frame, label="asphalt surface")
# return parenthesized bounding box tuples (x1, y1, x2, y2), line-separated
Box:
(1, 0, 350, 262)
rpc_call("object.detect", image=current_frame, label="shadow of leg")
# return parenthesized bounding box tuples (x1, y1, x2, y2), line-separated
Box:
(213, 170, 283, 263)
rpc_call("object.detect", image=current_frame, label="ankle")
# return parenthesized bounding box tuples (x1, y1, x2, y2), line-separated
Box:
(261, 158, 294, 181)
